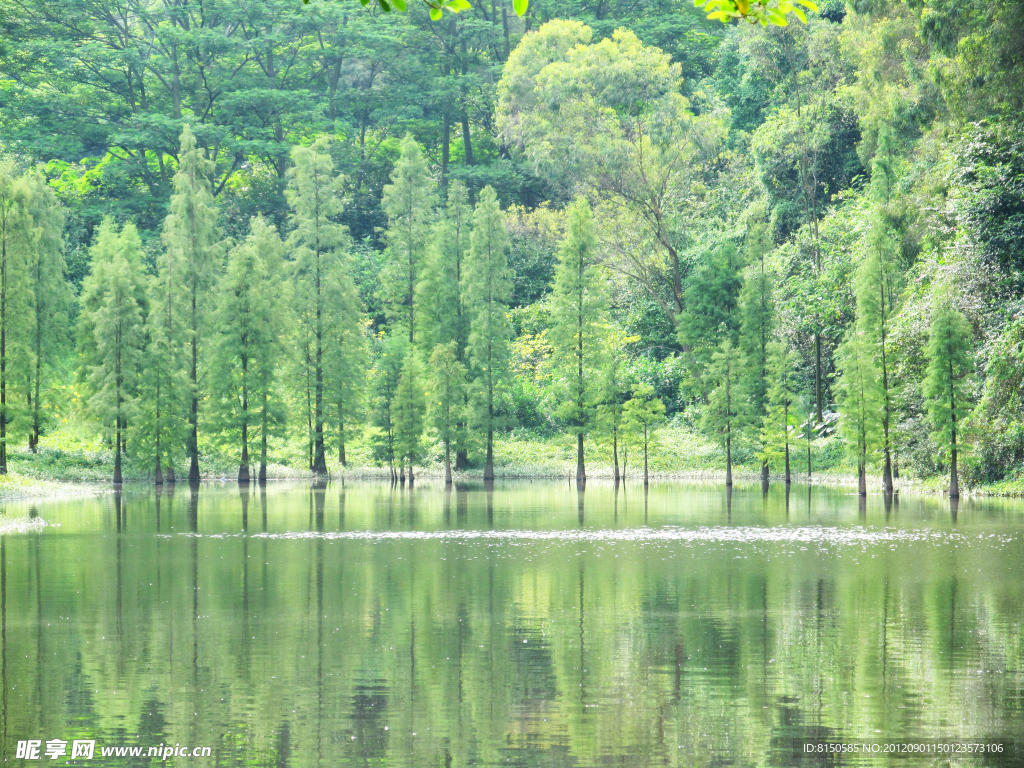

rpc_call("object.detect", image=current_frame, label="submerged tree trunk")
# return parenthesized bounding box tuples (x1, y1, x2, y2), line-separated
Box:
(483, 429, 494, 481)
(858, 455, 867, 496)
(761, 460, 769, 491)
(576, 433, 585, 484)
(154, 453, 163, 485)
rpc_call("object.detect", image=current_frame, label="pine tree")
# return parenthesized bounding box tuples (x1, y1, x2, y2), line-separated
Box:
(369, 334, 407, 481)
(419, 180, 472, 467)
(549, 198, 607, 483)
(162, 125, 221, 483)
(81, 222, 148, 483)
(463, 186, 512, 481)
(0, 162, 31, 474)
(923, 283, 974, 499)
(701, 337, 741, 486)
(286, 137, 350, 476)
(623, 383, 666, 486)
(836, 328, 882, 496)
(209, 217, 286, 483)
(678, 241, 744, 390)
(380, 135, 437, 345)
(761, 341, 799, 485)
(427, 341, 468, 484)
(597, 327, 633, 481)
(22, 171, 69, 453)
(738, 222, 774, 487)
(857, 211, 901, 493)
(393, 353, 427, 482)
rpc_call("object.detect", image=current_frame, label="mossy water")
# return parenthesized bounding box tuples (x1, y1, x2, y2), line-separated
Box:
(1, 481, 1022, 766)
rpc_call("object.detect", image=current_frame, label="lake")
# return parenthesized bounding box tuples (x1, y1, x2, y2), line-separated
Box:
(1, 480, 1022, 766)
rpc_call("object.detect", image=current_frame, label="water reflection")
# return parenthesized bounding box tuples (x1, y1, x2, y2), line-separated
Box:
(0, 481, 1022, 767)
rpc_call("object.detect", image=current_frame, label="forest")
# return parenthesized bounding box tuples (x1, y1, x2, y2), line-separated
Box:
(0, 0, 1022, 495)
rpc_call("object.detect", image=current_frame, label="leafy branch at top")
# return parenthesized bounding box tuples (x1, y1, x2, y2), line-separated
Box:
(695, 0, 818, 26)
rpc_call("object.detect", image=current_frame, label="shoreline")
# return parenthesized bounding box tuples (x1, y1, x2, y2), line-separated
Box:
(2, 465, 1017, 501)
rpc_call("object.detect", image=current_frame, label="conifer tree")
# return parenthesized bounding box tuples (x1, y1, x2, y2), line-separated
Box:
(0, 162, 30, 474)
(463, 186, 512, 481)
(836, 329, 882, 496)
(324, 252, 366, 468)
(419, 180, 472, 467)
(923, 284, 974, 499)
(370, 334, 407, 481)
(856, 212, 900, 493)
(393, 353, 427, 482)
(427, 341, 468, 484)
(286, 137, 350, 476)
(549, 198, 607, 483)
(162, 125, 220, 483)
(22, 172, 69, 453)
(701, 337, 741, 486)
(678, 242, 744, 387)
(761, 341, 799, 485)
(623, 383, 666, 486)
(597, 327, 632, 481)
(209, 217, 286, 483)
(738, 222, 774, 487)
(81, 222, 148, 483)
(381, 135, 436, 345)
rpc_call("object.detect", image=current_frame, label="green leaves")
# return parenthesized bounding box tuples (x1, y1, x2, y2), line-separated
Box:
(694, 0, 817, 27)
(513, 0, 529, 17)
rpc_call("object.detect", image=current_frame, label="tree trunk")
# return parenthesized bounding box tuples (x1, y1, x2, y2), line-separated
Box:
(239, 422, 250, 483)
(444, 443, 452, 485)
(725, 432, 732, 487)
(761, 460, 769, 492)
(338, 406, 347, 466)
(259, 392, 268, 484)
(858, 458, 867, 496)
(949, 438, 959, 498)
(814, 331, 823, 424)
(154, 453, 164, 485)
(612, 430, 620, 481)
(114, 418, 123, 485)
(576, 433, 585, 484)
(189, 314, 200, 482)
(643, 427, 650, 486)
(483, 429, 494, 481)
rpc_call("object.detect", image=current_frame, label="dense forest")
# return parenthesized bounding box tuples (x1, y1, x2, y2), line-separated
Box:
(0, 0, 1021, 494)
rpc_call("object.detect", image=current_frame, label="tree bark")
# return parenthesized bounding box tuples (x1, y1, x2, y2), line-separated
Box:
(483, 429, 494, 481)
(576, 433, 585, 484)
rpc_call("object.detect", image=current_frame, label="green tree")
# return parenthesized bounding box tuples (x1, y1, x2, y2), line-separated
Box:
(0, 162, 31, 474)
(761, 342, 799, 485)
(393, 352, 427, 482)
(287, 137, 350, 476)
(855, 213, 900, 493)
(923, 284, 974, 499)
(701, 337, 741, 486)
(738, 222, 775, 486)
(22, 171, 69, 453)
(380, 135, 436, 345)
(678, 242, 744, 392)
(370, 334, 407, 481)
(325, 274, 366, 468)
(419, 180, 472, 467)
(597, 328, 633, 482)
(209, 217, 287, 483)
(463, 186, 512, 481)
(623, 383, 666, 486)
(81, 221, 148, 484)
(427, 342, 468, 484)
(836, 329, 882, 496)
(548, 198, 607, 483)
(162, 125, 221, 483)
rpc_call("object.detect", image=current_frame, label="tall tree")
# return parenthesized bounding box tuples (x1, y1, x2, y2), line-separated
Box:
(162, 125, 221, 483)
(597, 327, 633, 482)
(22, 172, 69, 453)
(923, 284, 974, 499)
(463, 186, 512, 481)
(427, 341, 468, 484)
(0, 162, 30, 475)
(548, 199, 607, 483)
(701, 337, 741, 486)
(856, 212, 900, 494)
(380, 135, 437, 345)
(209, 217, 286, 483)
(325, 273, 366, 469)
(761, 342, 799, 485)
(836, 329, 881, 496)
(393, 353, 427, 482)
(81, 222, 148, 484)
(287, 137, 350, 476)
(738, 222, 774, 487)
(623, 383, 666, 486)
(370, 334, 407, 482)
(419, 180, 472, 468)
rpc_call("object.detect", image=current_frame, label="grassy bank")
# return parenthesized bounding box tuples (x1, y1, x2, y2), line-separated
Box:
(5, 418, 1018, 498)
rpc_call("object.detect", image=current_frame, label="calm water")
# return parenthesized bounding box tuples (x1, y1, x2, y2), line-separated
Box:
(1, 481, 1023, 766)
